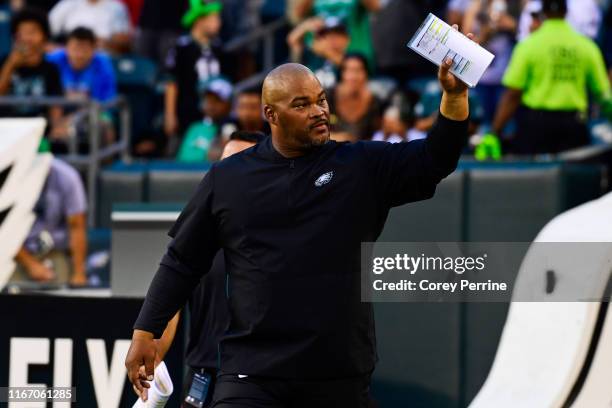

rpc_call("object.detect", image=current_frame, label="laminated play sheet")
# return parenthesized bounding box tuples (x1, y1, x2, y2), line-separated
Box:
(408, 13, 495, 88)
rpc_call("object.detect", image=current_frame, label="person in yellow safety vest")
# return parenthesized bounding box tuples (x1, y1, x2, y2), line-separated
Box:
(487, 0, 611, 156)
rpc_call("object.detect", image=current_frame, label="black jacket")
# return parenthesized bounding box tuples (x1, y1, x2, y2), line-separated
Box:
(134, 114, 468, 379)
(185, 251, 229, 370)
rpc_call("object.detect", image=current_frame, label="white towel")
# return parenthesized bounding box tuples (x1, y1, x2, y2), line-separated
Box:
(132, 361, 174, 408)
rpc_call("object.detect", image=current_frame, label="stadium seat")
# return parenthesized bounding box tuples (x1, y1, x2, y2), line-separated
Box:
(0, 6, 10, 59)
(97, 170, 146, 228)
(588, 119, 612, 145)
(112, 56, 160, 148)
(147, 170, 206, 203)
(113, 55, 158, 88)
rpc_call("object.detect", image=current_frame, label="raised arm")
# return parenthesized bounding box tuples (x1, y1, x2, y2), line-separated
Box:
(286, 17, 325, 62)
(365, 27, 472, 208)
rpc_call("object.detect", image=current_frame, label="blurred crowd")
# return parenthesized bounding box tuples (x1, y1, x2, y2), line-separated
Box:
(0, 0, 610, 161)
(1, 0, 611, 285)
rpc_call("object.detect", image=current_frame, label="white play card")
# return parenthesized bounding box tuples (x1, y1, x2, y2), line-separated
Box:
(408, 13, 495, 88)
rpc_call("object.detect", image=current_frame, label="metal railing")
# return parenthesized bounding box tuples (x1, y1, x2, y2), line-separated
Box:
(0, 96, 131, 227)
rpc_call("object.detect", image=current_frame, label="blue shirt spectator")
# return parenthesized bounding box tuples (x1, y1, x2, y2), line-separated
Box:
(47, 27, 117, 103)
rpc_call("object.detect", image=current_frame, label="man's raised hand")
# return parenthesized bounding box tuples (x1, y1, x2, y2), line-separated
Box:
(438, 25, 477, 121)
(438, 25, 478, 96)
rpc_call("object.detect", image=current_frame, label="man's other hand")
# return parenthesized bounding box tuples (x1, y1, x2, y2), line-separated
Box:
(125, 330, 157, 400)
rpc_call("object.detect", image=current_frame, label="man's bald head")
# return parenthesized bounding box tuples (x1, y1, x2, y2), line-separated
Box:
(262, 63, 319, 106)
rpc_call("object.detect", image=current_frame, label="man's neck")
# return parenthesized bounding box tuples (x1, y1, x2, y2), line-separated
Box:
(270, 134, 309, 159)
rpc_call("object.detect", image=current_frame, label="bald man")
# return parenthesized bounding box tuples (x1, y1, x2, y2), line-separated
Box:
(126, 59, 470, 407)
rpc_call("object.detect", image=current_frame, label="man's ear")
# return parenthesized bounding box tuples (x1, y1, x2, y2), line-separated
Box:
(263, 105, 277, 126)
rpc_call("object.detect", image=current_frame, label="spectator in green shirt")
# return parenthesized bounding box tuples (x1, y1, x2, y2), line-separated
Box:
(490, 0, 610, 155)
(292, 0, 380, 69)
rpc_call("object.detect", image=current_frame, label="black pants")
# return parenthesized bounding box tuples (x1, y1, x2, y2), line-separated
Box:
(182, 367, 218, 408)
(514, 107, 589, 155)
(211, 373, 373, 408)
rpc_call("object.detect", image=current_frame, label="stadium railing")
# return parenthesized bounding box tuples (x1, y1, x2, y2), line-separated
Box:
(0, 95, 131, 227)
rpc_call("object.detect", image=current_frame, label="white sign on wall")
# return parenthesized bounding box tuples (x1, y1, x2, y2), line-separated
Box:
(0, 118, 51, 289)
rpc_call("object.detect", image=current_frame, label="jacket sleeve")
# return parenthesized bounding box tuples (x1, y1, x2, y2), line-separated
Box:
(365, 112, 468, 208)
(133, 166, 220, 337)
